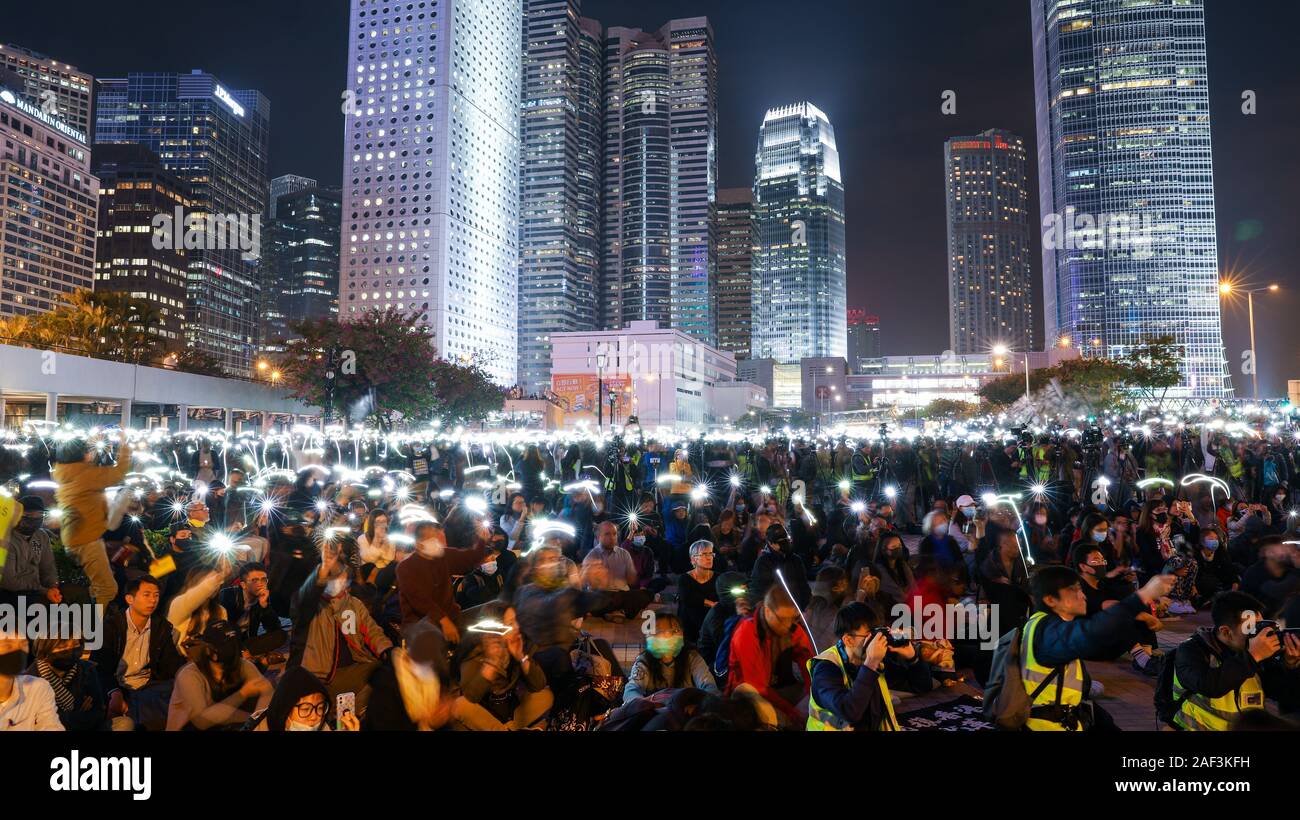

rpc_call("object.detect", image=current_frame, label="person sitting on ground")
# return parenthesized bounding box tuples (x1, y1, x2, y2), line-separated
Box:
(804, 565, 850, 653)
(28, 636, 107, 731)
(1240, 538, 1300, 616)
(1070, 542, 1163, 676)
(0, 496, 60, 606)
(166, 620, 272, 731)
(219, 561, 286, 658)
(677, 539, 718, 644)
(453, 602, 552, 730)
(580, 521, 651, 623)
(363, 619, 453, 731)
(1191, 526, 1239, 607)
(289, 539, 393, 707)
(0, 633, 63, 731)
(93, 575, 185, 731)
(249, 665, 358, 732)
(806, 602, 918, 731)
(751, 523, 810, 608)
(698, 572, 751, 686)
(724, 584, 814, 729)
(1166, 590, 1300, 730)
(624, 612, 718, 704)
(396, 520, 489, 640)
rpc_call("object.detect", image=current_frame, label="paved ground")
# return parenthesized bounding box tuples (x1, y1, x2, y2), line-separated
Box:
(583, 535, 1214, 730)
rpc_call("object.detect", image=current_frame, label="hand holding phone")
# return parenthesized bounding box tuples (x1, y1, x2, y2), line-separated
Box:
(336, 691, 356, 731)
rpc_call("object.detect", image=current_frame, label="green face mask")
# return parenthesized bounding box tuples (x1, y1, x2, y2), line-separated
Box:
(648, 635, 684, 661)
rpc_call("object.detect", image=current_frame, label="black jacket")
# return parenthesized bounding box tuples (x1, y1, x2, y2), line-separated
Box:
(219, 587, 283, 640)
(92, 606, 186, 696)
(751, 547, 810, 609)
(1029, 593, 1148, 694)
(1172, 628, 1300, 716)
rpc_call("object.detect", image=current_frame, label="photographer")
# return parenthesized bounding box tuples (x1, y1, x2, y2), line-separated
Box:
(1165, 591, 1300, 730)
(52, 434, 133, 605)
(806, 602, 917, 731)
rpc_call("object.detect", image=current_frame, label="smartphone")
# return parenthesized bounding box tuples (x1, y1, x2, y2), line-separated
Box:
(336, 691, 355, 731)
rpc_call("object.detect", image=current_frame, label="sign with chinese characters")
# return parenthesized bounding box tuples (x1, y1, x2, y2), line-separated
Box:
(897, 695, 993, 732)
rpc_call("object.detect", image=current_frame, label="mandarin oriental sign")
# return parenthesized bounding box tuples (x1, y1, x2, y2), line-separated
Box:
(0, 87, 86, 144)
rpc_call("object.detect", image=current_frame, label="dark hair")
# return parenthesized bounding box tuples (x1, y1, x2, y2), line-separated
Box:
(833, 602, 877, 636)
(1210, 591, 1266, 630)
(238, 562, 268, 581)
(1067, 542, 1103, 570)
(1078, 512, 1109, 538)
(126, 575, 161, 596)
(54, 438, 88, 464)
(639, 612, 691, 690)
(1030, 565, 1081, 611)
(815, 564, 847, 588)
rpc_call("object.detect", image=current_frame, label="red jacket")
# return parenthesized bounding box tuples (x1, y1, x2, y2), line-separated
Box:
(724, 609, 814, 721)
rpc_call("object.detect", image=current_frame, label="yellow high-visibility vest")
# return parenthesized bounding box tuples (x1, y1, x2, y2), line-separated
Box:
(1021, 612, 1085, 731)
(805, 644, 898, 732)
(1172, 659, 1265, 731)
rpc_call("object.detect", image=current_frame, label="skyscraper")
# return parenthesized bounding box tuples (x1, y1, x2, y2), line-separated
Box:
(0, 44, 94, 136)
(92, 143, 191, 345)
(715, 187, 754, 360)
(752, 102, 846, 365)
(95, 71, 270, 375)
(341, 0, 522, 386)
(945, 129, 1033, 355)
(601, 19, 717, 344)
(517, 1, 603, 393)
(0, 87, 98, 319)
(1031, 0, 1228, 397)
(847, 309, 881, 372)
(268, 174, 317, 219)
(261, 186, 341, 354)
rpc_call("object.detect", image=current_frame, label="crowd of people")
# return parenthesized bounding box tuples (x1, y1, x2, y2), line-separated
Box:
(1, 415, 1299, 731)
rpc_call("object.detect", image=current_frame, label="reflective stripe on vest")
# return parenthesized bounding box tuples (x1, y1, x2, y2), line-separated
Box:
(1020, 612, 1085, 732)
(805, 645, 898, 732)
(1172, 668, 1265, 731)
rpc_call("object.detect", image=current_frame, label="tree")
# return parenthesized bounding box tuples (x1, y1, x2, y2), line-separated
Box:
(167, 347, 227, 378)
(280, 307, 502, 428)
(918, 398, 978, 419)
(0, 290, 166, 364)
(1123, 335, 1182, 407)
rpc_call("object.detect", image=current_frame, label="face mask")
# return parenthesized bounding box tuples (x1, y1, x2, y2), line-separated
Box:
(648, 636, 684, 661)
(1152, 513, 1168, 524)
(1092, 530, 1108, 543)
(49, 651, 80, 672)
(632, 536, 646, 547)
(174, 538, 193, 551)
(1203, 539, 1218, 551)
(324, 578, 349, 598)
(960, 507, 976, 518)
(416, 539, 444, 558)
(480, 562, 497, 576)
(188, 518, 206, 529)
(15, 518, 40, 536)
(1034, 515, 1048, 526)
(287, 718, 322, 732)
(932, 523, 948, 537)
(0, 650, 27, 677)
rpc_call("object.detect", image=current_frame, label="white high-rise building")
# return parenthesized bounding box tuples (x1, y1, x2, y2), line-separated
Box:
(341, 0, 522, 385)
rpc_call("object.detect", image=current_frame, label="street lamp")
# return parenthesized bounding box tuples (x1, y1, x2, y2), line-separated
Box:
(1219, 280, 1280, 400)
(595, 352, 607, 431)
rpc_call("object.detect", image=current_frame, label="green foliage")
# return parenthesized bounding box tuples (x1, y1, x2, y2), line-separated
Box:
(0, 290, 168, 364)
(280, 307, 503, 427)
(979, 336, 1182, 412)
(918, 398, 978, 419)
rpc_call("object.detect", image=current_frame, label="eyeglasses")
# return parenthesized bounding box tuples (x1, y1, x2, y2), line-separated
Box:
(295, 702, 328, 718)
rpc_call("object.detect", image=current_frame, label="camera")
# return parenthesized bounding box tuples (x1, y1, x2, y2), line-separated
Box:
(873, 626, 911, 648)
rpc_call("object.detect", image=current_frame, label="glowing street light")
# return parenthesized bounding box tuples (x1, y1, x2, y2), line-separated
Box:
(1219, 279, 1281, 400)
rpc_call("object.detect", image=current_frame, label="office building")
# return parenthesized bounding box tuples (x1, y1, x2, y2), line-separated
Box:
(752, 102, 846, 365)
(268, 174, 316, 219)
(96, 70, 271, 375)
(1031, 0, 1228, 396)
(846, 309, 880, 372)
(0, 44, 94, 136)
(340, 0, 522, 385)
(92, 143, 191, 345)
(261, 185, 341, 353)
(716, 187, 754, 360)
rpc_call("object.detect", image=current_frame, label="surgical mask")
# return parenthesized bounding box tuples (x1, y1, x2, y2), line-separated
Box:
(1203, 539, 1218, 551)
(932, 523, 948, 537)
(417, 538, 444, 558)
(1034, 514, 1048, 526)
(647, 635, 684, 661)
(479, 562, 497, 576)
(1152, 513, 1168, 524)
(188, 518, 206, 529)
(632, 536, 646, 547)
(287, 719, 322, 732)
(960, 507, 976, 518)
(1092, 530, 1108, 543)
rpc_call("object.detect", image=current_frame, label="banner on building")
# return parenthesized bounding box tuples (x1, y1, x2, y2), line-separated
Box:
(551, 374, 632, 424)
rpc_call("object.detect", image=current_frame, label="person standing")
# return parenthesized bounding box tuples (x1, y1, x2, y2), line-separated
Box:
(52, 435, 132, 605)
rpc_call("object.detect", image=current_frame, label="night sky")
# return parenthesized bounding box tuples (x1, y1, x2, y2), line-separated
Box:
(5, 0, 1298, 394)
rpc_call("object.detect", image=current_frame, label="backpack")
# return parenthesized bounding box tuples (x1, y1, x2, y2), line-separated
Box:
(1262, 458, 1279, 488)
(712, 613, 745, 681)
(982, 622, 1064, 730)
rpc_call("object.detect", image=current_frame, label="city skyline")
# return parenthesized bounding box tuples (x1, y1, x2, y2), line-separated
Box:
(2, 0, 1298, 394)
